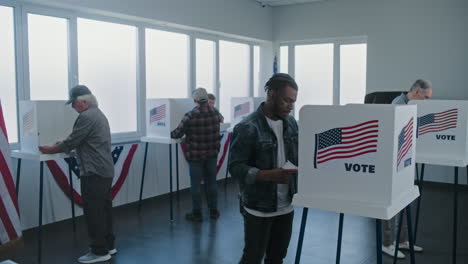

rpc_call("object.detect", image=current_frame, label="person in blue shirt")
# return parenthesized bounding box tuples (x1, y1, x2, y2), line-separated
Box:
(391, 79, 432, 105)
(384, 79, 432, 259)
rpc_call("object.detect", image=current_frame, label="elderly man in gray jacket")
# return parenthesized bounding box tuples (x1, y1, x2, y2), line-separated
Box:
(382, 79, 431, 259)
(39, 85, 115, 264)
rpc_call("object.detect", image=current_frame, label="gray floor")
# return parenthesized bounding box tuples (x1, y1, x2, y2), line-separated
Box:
(1, 179, 467, 264)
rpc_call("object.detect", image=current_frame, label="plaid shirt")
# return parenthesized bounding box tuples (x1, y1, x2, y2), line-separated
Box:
(171, 103, 224, 161)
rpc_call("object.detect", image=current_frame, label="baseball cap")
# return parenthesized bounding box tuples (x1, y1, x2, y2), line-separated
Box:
(192, 87, 208, 102)
(66, 85, 92, 104)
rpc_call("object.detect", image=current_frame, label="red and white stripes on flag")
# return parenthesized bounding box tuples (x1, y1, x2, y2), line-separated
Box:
(397, 117, 413, 171)
(0, 101, 22, 245)
(234, 102, 250, 118)
(417, 108, 458, 136)
(150, 104, 166, 124)
(314, 120, 379, 168)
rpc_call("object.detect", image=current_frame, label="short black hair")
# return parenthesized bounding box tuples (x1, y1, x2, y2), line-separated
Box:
(208, 93, 216, 100)
(264, 73, 298, 93)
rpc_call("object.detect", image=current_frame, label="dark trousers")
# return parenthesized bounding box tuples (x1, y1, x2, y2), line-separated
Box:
(188, 158, 218, 213)
(81, 175, 115, 255)
(239, 209, 294, 264)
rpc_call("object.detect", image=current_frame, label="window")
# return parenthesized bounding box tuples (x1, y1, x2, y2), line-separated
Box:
(195, 39, 215, 94)
(0, 6, 18, 143)
(340, 44, 367, 105)
(284, 38, 367, 118)
(146, 29, 189, 99)
(280, 46, 288, 73)
(294, 43, 334, 117)
(28, 13, 69, 100)
(219, 40, 250, 123)
(77, 18, 137, 134)
(253, 45, 260, 97)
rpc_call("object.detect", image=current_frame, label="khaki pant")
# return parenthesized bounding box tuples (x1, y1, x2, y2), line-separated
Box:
(383, 212, 408, 246)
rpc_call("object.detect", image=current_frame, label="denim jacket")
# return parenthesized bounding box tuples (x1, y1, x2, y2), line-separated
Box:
(229, 103, 299, 213)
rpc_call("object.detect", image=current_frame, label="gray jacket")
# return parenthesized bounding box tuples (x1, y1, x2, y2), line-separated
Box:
(229, 103, 299, 213)
(58, 105, 114, 178)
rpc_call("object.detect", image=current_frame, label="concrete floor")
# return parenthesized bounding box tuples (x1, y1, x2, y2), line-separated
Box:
(1, 179, 467, 264)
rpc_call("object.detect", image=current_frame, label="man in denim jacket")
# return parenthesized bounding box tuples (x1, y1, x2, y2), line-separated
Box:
(229, 73, 299, 264)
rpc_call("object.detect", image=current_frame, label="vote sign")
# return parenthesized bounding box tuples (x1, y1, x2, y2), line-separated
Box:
(293, 104, 419, 219)
(146, 98, 194, 138)
(408, 100, 468, 167)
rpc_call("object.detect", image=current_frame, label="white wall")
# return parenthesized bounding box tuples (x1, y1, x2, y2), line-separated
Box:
(22, 0, 274, 41)
(273, 0, 468, 99)
(273, 0, 468, 184)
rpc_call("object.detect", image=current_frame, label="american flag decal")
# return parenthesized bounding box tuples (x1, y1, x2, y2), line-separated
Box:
(234, 102, 250, 118)
(314, 120, 379, 168)
(150, 104, 166, 123)
(22, 109, 34, 134)
(397, 118, 413, 170)
(417, 108, 458, 136)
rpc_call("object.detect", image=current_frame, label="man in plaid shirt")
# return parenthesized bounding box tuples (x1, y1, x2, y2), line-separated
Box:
(171, 88, 224, 221)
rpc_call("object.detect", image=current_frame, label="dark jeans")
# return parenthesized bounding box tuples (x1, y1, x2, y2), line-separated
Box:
(189, 158, 218, 213)
(239, 209, 294, 264)
(81, 175, 115, 255)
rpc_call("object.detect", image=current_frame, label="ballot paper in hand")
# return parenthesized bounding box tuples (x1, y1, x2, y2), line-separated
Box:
(282, 161, 298, 170)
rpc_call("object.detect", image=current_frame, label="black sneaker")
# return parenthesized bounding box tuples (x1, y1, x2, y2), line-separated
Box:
(210, 209, 220, 220)
(185, 212, 203, 222)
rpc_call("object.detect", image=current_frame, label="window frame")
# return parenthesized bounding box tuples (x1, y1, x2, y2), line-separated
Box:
(144, 26, 191, 100)
(279, 36, 368, 117)
(1, 0, 266, 145)
(218, 39, 252, 123)
(0, 1, 23, 147)
(194, 36, 218, 107)
(23, 7, 74, 102)
(76, 14, 142, 141)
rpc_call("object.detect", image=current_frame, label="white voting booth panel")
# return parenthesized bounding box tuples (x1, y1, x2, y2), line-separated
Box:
(293, 104, 419, 220)
(145, 98, 194, 138)
(230, 97, 263, 128)
(19, 100, 78, 153)
(408, 100, 468, 167)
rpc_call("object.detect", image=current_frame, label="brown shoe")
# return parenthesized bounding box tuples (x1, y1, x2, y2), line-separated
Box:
(210, 209, 220, 220)
(185, 212, 203, 222)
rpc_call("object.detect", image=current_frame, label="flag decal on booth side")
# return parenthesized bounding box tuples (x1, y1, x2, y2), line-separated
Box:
(314, 120, 379, 168)
(397, 117, 413, 172)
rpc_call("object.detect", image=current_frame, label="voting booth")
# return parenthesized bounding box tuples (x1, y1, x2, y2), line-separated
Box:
(230, 97, 263, 128)
(408, 100, 468, 167)
(19, 100, 78, 153)
(293, 104, 420, 220)
(145, 98, 194, 138)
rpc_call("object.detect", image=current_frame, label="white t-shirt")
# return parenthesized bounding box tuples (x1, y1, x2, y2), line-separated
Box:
(244, 116, 294, 217)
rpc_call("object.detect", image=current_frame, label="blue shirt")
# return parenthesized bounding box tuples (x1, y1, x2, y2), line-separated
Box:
(391, 93, 409, 105)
